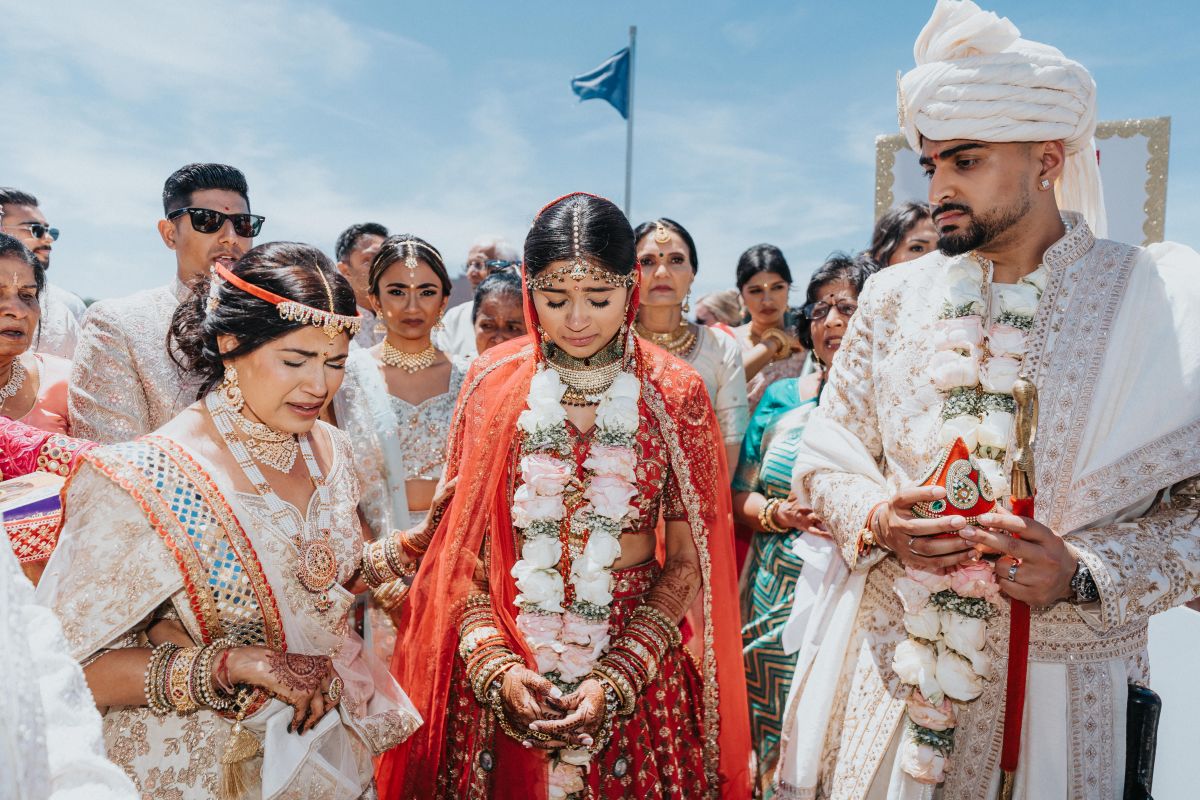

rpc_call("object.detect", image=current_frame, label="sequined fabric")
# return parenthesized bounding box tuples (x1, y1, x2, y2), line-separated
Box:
(69, 283, 199, 443)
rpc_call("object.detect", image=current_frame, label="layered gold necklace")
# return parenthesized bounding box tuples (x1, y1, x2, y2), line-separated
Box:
(381, 340, 438, 373)
(230, 409, 298, 473)
(635, 320, 697, 358)
(543, 335, 624, 407)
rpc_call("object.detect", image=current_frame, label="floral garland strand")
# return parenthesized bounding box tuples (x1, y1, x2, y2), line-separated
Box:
(892, 255, 1045, 784)
(508, 366, 641, 798)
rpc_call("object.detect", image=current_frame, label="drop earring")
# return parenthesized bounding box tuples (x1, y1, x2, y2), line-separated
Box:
(433, 310, 446, 332)
(373, 319, 386, 336)
(219, 364, 244, 412)
(682, 292, 691, 314)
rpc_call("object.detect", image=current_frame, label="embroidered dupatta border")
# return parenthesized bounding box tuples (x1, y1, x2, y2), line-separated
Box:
(86, 437, 285, 651)
(639, 376, 722, 797)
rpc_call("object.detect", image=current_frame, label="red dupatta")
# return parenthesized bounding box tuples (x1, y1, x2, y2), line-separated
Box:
(376, 194, 751, 799)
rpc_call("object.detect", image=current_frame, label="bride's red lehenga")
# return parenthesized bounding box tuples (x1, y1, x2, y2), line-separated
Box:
(375, 251, 751, 799)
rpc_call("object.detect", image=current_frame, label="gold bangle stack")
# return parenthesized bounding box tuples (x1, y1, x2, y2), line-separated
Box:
(759, 497, 789, 533)
(758, 328, 793, 362)
(458, 594, 522, 704)
(361, 532, 416, 589)
(593, 603, 682, 717)
(144, 638, 237, 716)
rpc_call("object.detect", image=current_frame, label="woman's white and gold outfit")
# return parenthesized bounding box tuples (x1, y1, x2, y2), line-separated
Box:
(37, 421, 421, 799)
(334, 347, 467, 664)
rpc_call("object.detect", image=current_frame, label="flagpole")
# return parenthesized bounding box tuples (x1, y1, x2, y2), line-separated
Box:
(624, 25, 637, 218)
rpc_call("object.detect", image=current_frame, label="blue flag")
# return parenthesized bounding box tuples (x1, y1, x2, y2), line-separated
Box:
(570, 47, 630, 119)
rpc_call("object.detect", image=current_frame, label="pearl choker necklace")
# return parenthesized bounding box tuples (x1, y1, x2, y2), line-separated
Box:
(381, 341, 438, 373)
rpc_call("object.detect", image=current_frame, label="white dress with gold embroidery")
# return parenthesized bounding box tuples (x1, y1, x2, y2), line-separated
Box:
(778, 217, 1200, 800)
(37, 422, 421, 799)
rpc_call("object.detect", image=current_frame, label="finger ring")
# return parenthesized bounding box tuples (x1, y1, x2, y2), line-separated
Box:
(907, 536, 917, 551)
(325, 676, 343, 704)
(1007, 561, 1019, 582)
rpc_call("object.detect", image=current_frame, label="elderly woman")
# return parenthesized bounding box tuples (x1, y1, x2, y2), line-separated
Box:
(731, 244, 807, 411)
(633, 217, 749, 465)
(472, 268, 527, 355)
(868, 201, 936, 268)
(733, 252, 876, 789)
(0, 234, 71, 434)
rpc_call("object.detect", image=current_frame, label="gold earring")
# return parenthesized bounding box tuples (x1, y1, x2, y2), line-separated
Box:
(373, 319, 386, 336)
(433, 311, 446, 332)
(219, 364, 244, 412)
(682, 292, 691, 314)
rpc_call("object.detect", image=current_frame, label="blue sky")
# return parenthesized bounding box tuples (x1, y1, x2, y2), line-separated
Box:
(1, 0, 1196, 302)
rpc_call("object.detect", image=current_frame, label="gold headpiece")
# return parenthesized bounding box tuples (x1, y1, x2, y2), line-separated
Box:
(527, 203, 636, 291)
(211, 262, 363, 339)
(403, 239, 419, 280)
(653, 220, 671, 245)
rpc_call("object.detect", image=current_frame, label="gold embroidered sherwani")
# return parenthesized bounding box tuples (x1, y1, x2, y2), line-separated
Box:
(68, 283, 199, 444)
(783, 218, 1200, 800)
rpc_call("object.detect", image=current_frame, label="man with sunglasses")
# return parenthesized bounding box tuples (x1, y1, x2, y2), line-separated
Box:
(0, 188, 86, 359)
(433, 236, 520, 358)
(69, 163, 260, 443)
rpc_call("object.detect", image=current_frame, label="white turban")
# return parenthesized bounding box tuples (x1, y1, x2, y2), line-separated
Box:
(899, 0, 1107, 236)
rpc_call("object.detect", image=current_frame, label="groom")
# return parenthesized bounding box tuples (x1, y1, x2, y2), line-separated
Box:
(780, 1, 1200, 797)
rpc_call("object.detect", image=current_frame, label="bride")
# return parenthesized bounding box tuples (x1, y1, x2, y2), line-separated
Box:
(368, 193, 751, 799)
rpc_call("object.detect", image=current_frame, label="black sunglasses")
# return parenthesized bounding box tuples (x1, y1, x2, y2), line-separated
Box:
(168, 207, 265, 238)
(6, 222, 59, 241)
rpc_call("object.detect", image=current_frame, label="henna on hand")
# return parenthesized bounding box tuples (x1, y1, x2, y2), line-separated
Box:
(646, 559, 701, 622)
(266, 651, 331, 694)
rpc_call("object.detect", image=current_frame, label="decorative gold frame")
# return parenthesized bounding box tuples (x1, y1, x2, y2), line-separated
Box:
(873, 117, 1171, 245)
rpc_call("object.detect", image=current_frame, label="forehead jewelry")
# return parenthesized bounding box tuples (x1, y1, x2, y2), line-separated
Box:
(527, 202, 636, 291)
(404, 240, 419, 281)
(210, 262, 362, 338)
(653, 221, 671, 245)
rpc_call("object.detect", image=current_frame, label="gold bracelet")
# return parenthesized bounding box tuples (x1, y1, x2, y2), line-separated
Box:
(758, 497, 788, 533)
(759, 328, 792, 362)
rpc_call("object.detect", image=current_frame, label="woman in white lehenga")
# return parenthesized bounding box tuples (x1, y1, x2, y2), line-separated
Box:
(37, 242, 420, 799)
(333, 235, 466, 665)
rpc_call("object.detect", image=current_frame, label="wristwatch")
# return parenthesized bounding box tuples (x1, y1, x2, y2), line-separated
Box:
(1068, 560, 1100, 604)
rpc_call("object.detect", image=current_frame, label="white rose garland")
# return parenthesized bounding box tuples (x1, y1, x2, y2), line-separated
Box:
(511, 366, 641, 791)
(894, 254, 1046, 784)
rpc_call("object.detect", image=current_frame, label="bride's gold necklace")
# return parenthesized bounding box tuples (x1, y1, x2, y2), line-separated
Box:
(635, 320, 697, 358)
(543, 334, 624, 407)
(381, 340, 438, 373)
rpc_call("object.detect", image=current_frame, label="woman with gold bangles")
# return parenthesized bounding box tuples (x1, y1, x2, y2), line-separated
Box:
(368, 193, 752, 799)
(36, 242, 419, 798)
(731, 244, 807, 412)
(333, 234, 466, 665)
(632, 218, 748, 467)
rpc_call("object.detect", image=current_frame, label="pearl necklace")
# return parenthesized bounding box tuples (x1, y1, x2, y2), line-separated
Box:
(207, 391, 338, 612)
(635, 320, 697, 357)
(229, 410, 298, 473)
(0, 359, 27, 405)
(381, 340, 438, 374)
